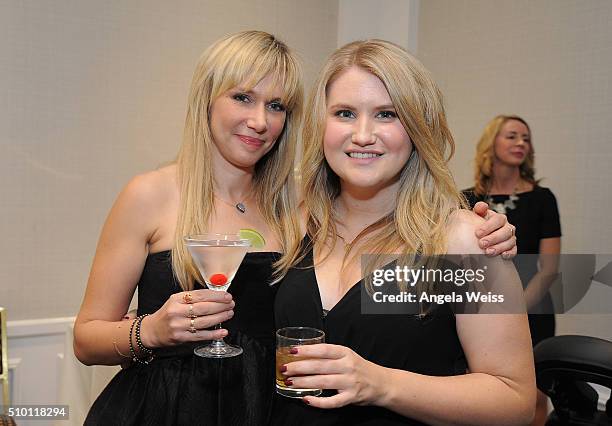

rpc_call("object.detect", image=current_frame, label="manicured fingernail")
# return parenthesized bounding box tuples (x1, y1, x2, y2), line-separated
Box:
(502, 252, 511, 259)
(284, 379, 293, 386)
(220, 330, 228, 337)
(280, 365, 287, 373)
(486, 248, 496, 255)
(224, 293, 232, 301)
(480, 239, 489, 248)
(227, 310, 234, 318)
(290, 347, 298, 354)
(476, 229, 485, 238)
(303, 398, 310, 405)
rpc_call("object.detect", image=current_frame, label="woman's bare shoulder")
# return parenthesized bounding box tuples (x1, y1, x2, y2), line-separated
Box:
(121, 164, 178, 209)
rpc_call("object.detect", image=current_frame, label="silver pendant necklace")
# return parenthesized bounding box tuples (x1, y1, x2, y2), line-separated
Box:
(214, 194, 249, 214)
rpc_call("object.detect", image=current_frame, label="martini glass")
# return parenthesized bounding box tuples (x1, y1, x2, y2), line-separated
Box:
(184, 233, 251, 358)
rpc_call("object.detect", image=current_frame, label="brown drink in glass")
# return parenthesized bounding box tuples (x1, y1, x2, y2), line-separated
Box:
(275, 327, 325, 398)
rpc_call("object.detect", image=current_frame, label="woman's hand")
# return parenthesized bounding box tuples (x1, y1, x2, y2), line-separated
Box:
(280, 344, 385, 408)
(471, 201, 517, 258)
(140, 289, 235, 348)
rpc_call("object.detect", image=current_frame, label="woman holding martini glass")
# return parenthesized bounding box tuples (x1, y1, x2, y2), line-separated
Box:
(75, 31, 303, 425)
(74, 31, 516, 425)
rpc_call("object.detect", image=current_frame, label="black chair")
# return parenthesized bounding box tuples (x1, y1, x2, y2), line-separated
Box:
(535, 335, 612, 425)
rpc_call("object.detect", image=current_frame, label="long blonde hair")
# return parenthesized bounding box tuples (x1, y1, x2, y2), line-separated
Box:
(473, 115, 536, 195)
(173, 31, 303, 290)
(281, 39, 465, 277)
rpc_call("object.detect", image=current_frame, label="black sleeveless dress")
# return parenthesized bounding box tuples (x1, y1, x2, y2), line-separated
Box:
(85, 250, 280, 426)
(463, 186, 562, 345)
(272, 239, 467, 426)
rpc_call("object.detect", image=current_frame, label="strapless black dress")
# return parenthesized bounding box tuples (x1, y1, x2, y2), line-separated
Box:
(85, 250, 280, 426)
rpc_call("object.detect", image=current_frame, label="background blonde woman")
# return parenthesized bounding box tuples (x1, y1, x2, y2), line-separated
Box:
(274, 41, 535, 425)
(464, 115, 561, 426)
(74, 31, 303, 425)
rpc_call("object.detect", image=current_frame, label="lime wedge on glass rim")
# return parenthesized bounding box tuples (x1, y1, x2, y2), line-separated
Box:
(239, 228, 266, 249)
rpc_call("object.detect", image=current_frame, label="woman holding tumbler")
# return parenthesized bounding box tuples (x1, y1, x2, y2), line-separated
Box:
(273, 41, 535, 426)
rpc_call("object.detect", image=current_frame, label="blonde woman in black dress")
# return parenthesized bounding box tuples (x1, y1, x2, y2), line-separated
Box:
(75, 31, 303, 425)
(274, 41, 534, 425)
(464, 115, 561, 426)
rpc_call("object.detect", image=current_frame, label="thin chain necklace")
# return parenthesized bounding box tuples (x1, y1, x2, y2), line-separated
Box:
(334, 200, 385, 250)
(336, 220, 379, 254)
(214, 190, 252, 214)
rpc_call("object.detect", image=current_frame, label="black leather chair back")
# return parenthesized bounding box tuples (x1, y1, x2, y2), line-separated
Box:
(535, 335, 612, 425)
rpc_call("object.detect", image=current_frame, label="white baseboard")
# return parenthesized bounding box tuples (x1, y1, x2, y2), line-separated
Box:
(7, 317, 75, 338)
(4, 317, 75, 426)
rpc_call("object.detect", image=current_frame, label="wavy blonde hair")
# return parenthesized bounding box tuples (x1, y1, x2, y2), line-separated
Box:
(172, 31, 303, 290)
(473, 115, 536, 195)
(281, 39, 466, 281)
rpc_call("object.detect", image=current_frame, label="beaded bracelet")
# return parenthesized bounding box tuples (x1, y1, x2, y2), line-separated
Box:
(128, 314, 154, 364)
(135, 314, 154, 357)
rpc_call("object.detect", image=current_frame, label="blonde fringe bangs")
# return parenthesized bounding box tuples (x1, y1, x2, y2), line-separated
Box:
(172, 31, 303, 290)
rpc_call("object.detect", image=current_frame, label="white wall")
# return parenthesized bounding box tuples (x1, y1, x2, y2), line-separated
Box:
(337, 0, 419, 52)
(418, 0, 612, 339)
(0, 0, 338, 322)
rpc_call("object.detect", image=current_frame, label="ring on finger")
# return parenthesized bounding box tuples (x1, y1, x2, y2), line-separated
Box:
(510, 226, 515, 237)
(188, 318, 196, 333)
(183, 292, 193, 304)
(188, 304, 197, 319)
